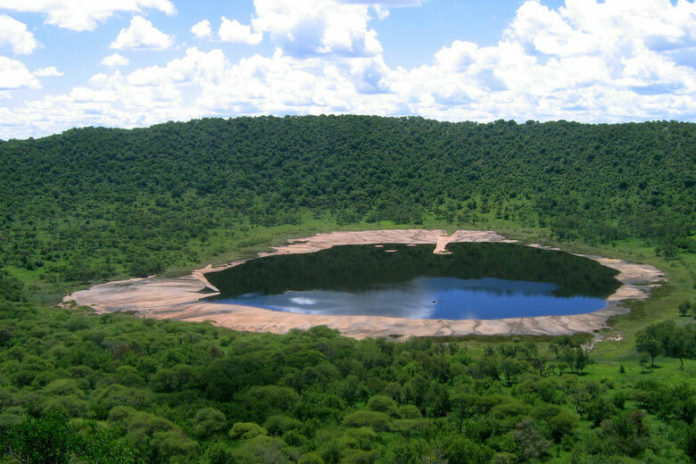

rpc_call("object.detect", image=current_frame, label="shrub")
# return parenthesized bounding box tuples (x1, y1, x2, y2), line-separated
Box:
(366, 395, 398, 415)
(264, 414, 303, 436)
(229, 422, 267, 440)
(343, 410, 392, 432)
(192, 407, 227, 439)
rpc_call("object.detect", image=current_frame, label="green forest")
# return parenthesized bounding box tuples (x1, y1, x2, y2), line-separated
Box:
(2, 116, 696, 463)
(2, 116, 695, 285)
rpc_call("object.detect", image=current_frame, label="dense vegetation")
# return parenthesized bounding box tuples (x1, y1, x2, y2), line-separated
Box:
(635, 319, 696, 369)
(1, 117, 695, 285)
(2, 272, 696, 464)
(2, 116, 696, 462)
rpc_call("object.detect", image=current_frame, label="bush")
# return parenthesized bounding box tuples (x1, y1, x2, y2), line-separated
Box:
(264, 414, 303, 436)
(229, 422, 267, 440)
(549, 411, 579, 443)
(204, 441, 235, 464)
(192, 407, 227, 439)
(392, 418, 431, 437)
(299, 452, 324, 464)
(366, 395, 398, 415)
(397, 405, 422, 419)
(678, 300, 691, 317)
(343, 411, 391, 432)
(233, 435, 290, 464)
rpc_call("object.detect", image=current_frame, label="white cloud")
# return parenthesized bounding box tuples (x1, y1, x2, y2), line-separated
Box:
(34, 66, 63, 77)
(4, 0, 696, 140)
(434, 41, 479, 72)
(0, 56, 39, 89)
(110, 16, 174, 50)
(191, 19, 212, 39)
(505, 2, 601, 57)
(337, 0, 424, 19)
(337, 0, 425, 5)
(219, 17, 263, 45)
(251, 0, 382, 57)
(0, 0, 176, 31)
(395, 0, 696, 122)
(371, 5, 390, 20)
(101, 53, 130, 68)
(0, 14, 40, 55)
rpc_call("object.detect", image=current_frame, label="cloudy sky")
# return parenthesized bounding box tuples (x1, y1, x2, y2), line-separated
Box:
(1, 0, 696, 139)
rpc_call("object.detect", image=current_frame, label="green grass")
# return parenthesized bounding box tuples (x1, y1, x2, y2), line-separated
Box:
(583, 355, 696, 386)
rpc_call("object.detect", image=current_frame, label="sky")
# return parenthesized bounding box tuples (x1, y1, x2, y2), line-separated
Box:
(1, 0, 696, 140)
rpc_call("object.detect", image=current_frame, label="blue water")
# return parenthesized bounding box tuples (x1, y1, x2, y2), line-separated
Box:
(212, 277, 608, 320)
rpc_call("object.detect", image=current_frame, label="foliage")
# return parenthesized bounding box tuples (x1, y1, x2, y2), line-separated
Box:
(2, 116, 696, 285)
(1, 271, 694, 463)
(636, 321, 696, 369)
(2, 116, 696, 462)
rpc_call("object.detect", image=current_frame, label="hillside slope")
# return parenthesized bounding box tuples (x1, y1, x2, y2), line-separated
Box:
(1, 116, 695, 281)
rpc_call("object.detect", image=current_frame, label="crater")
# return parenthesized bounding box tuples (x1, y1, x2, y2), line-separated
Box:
(204, 243, 621, 320)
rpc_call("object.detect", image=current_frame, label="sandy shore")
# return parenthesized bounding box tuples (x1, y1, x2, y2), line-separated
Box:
(64, 229, 665, 339)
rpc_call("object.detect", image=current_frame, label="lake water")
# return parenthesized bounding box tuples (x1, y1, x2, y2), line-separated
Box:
(205, 243, 620, 320)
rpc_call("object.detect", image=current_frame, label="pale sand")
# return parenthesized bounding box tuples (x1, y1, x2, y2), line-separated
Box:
(64, 229, 665, 339)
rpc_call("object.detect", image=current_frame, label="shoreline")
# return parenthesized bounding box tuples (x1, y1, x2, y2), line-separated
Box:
(63, 229, 666, 340)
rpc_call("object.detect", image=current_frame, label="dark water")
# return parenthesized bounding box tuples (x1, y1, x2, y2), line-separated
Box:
(205, 243, 620, 320)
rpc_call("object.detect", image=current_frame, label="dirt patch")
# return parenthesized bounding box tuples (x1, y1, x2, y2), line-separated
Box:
(64, 229, 666, 340)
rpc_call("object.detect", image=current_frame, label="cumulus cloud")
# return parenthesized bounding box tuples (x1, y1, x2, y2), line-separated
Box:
(0, 46, 397, 137)
(4, 0, 696, 140)
(385, 0, 696, 123)
(193, 50, 365, 113)
(110, 16, 174, 50)
(191, 19, 212, 39)
(127, 47, 226, 89)
(0, 0, 176, 31)
(101, 53, 130, 68)
(251, 0, 382, 57)
(0, 14, 40, 55)
(0, 56, 40, 89)
(219, 17, 263, 45)
(34, 66, 62, 77)
(505, 2, 601, 57)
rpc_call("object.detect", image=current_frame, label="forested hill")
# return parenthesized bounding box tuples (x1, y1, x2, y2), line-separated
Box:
(1, 116, 695, 281)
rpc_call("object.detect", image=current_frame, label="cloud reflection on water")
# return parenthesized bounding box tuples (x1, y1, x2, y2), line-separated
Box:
(221, 277, 607, 320)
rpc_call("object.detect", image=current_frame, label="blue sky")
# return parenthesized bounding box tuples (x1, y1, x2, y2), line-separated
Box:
(1, 0, 695, 139)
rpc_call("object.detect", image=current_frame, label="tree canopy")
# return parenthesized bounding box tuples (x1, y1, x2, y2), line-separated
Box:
(2, 116, 695, 283)
(1, 272, 695, 463)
